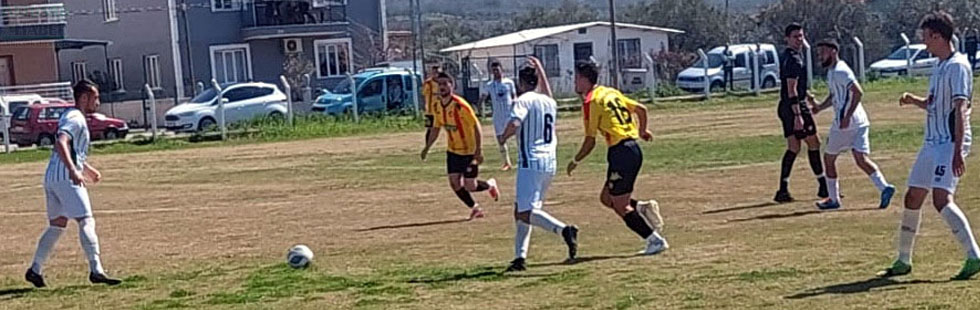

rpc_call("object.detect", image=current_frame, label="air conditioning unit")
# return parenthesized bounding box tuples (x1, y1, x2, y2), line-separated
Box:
(283, 38, 302, 54)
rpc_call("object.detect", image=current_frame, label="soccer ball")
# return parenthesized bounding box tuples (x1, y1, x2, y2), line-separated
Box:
(286, 245, 314, 269)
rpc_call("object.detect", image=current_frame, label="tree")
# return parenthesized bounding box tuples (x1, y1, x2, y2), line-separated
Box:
(622, 0, 731, 52)
(282, 53, 315, 98)
(509, 0, 598, 30)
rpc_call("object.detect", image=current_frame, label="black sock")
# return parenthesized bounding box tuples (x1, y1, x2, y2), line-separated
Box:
(623, 211, 653, 239)
(779, 150, 797, 192)
(630, 199, 639, 208)
(471, 180, 490, 192)
(454, 188, 476, 208)
(807, 150, 826, 181)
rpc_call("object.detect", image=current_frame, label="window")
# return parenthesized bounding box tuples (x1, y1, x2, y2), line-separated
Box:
(735, 54, 747, 68)
(40, 107, 67, 120)
(71, 62, 87, 83)
(533, 44, 560, 76)
(315, 39, 352, 78)
(144, 55, 161, 89)
(222, 87, 253, 102)
(211, 0, 241, 12)
(210, 44, 252, 84)
(765, 51, 777, 65)
(109, 58, 124, 91)
(915, 51, 934, 61)
(578, 28, 587, 34)
(13, 107, 29, 121)
(617, 39, 642, 69)
(103, 0, 118, 21)
(358, 79, 382, 97)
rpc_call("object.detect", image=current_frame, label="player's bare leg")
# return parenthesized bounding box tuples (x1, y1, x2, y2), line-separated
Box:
(816, 153, 841, 210)
(449, 174, 482, 219)
(852, 152, 895, 208)
(602, 188, 667, 255)
(497, 137, 512, 171)
(879, 187, 927, 278)
(932, 189, 980, 280)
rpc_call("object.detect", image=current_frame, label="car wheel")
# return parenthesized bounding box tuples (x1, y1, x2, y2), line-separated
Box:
(763, 77, 776, 89)
(105, 129, 119, 140)
(269, 111, 285, 121)
(38, 134, 55, 147)
(198, 117, 217, 132)
(710, 81, 725, 93)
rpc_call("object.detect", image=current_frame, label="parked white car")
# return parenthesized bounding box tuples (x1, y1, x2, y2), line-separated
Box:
(0, 93, 43, 116)
(676, 44, 781, 93)
(164, 82, 288, 132)
(869, 44, 938, 77)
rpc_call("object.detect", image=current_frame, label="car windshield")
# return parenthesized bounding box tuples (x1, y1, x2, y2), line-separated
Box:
(189, 88, 219, 104)
(332, 78, 366, 94)
(886, 48, 919, 60)
(693, 53, 726, 68)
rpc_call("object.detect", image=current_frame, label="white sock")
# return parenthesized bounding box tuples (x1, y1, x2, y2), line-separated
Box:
(499, 142, 511, 166)
(869, 171, 889, 192)
(828, 178, 840, 203)
(648, 230, 666, 243)
(78, 217, 105, 274)
(530, 209, 567, 235)
(31, 226, 65, 274)
(940, 203, 980, 259)
(515, 221, 531, 259)
(897, 208, 922, 265)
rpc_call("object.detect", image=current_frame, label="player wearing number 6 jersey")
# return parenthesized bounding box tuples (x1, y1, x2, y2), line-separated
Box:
(567, 61, 667, 255)
(498, 57, 578, 272)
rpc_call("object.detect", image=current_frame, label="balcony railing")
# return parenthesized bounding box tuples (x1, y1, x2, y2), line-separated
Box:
(244, 0, 346, 28)
(0, 4, 67, 27)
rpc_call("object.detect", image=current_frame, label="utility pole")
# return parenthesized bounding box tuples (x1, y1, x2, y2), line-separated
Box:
(180, 0, 196, 96)
(609, 0, 620, 88)
(417, 0, 426, 78)
(410, 0, 419, 77)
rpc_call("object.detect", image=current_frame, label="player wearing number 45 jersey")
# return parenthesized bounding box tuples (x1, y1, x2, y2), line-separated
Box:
(567, 61, 667, 255)
(879, 12, 980, 281)
(498, 57, 578, 272)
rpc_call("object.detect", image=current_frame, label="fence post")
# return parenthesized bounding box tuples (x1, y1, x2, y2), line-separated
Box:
(853, 36, 866, 83)
(953, 34, 961, 52)
(144, 84, 158, 141)
(280, 75, 294, 127)
(900, 33, 911, 77)
(408, 68, 420, 117)
(196, 81, 205, 95)
(302, 74, 312, 108)
(643, 53, 657, 102)
(697, 49, 710, 100)
(1, 96, 9, 154)
(754, 44, 762, 96)
(211, 79, 226, 140)
(803, 39, 813, 88)
(347, 73, 359, 123)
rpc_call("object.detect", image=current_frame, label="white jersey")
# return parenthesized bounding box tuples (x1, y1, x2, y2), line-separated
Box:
(827, 60, 869, 129)
(511, 91, 557, 173)
(487, 78, 517, 133)
(925, 52, 973, 146)
(44, 108, 89, 185)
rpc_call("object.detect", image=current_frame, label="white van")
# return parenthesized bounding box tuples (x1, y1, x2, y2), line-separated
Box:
(676, 44, 780, 93)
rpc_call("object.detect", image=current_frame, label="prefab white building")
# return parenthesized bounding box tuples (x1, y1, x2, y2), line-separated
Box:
(440, 21, 684, 96)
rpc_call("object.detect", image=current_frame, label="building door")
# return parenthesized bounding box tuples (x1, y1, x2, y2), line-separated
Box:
(574, 43, 593, 63)
(0, 56, 14, 87)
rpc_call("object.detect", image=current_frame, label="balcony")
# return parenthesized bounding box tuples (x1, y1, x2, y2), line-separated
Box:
(0, 3, 67, 42)
(241, 0, 349, 41)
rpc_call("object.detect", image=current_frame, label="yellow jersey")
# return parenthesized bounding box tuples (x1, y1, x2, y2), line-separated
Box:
(431, 95, 480, 155)
(583, 86, 641, 146)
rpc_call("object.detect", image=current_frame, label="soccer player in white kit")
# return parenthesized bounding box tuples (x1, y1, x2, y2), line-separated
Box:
(25, 80, 122, 288)
(482, 60, 517, 171)
(498, 57, 578, 272)
(878, 12, 980, 280)
(809, 39, 896, 210)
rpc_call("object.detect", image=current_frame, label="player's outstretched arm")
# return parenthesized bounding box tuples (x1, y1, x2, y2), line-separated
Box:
(420, 127, 439, 161)
(83, 163, 102, 184)
(472, 120, 484, 164)
(633, 104, 653, 141)
(568, 137, 596, 176)
(528, 56, 553, 98)
(900, 92, 928, 110)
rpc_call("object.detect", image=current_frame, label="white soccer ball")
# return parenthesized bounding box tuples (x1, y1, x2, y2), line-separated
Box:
(286, 245, 314, 269)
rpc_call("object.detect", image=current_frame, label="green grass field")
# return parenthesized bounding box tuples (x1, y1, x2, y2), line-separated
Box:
(0, 78, 978, 309)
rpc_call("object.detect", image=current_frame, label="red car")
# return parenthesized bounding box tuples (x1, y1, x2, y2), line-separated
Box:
(9, 103, 129, 146)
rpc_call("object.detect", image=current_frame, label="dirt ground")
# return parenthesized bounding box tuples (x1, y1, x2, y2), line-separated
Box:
(1, 91, 979, 309)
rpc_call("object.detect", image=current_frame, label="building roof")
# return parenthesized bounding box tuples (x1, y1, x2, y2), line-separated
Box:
(440, 21, 684, 53)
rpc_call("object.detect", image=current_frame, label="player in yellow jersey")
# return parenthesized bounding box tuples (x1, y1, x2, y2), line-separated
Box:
(566, 61, 667, 255)
(421, 72, 500, 220)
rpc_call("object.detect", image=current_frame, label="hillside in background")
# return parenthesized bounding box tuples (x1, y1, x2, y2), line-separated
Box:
(386, 0, 778, 21)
